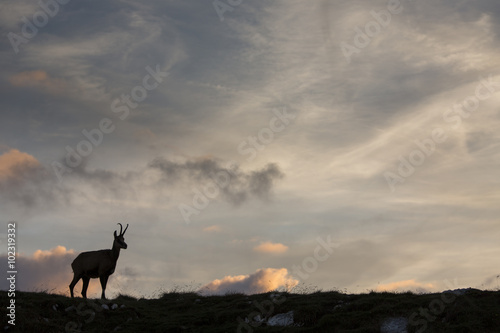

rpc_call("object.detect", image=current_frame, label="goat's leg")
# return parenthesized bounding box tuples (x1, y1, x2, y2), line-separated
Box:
(99, 275, 109, 299)
(81, 276, 90, 299)
(69, 274, 81, 298)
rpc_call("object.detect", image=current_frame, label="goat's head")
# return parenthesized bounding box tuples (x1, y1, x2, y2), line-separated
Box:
(113, 223, 129, 249)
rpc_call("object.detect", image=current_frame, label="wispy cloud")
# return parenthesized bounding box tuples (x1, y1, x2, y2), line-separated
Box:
(8, 70, 68, 95)
(253, 242, 289, 254)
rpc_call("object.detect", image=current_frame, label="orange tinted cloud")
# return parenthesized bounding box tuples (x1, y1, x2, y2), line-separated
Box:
(33, 245, 75, 260)
(203, 225, 222, 233)
(0, 245, 134, 298)
(253, 241, 288, 254)
(199, 268, 299, 295)
(376, 279, 435, 292)
(9, 70, 48, 86)
(0, 246, 81, 295)
(0, 149, 40, 181)
(8, 70, 66, 94)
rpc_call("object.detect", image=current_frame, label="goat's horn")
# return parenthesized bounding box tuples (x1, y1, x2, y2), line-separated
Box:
(123, 224, 129, 235)
(117, 223, 123, 235)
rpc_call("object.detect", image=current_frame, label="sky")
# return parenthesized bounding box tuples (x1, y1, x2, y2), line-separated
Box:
(1, 0, 500, 298)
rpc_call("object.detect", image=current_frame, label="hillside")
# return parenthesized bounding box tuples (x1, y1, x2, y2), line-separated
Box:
(1, 288, 500, 332)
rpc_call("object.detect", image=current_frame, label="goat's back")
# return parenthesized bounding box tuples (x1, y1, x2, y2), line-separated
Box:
(71, 249, 113, 276)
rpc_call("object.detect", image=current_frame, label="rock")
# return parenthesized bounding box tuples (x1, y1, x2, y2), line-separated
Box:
(380, 317, 408, 333)
(101, 304, 110, 310)
(111, 304, 119, 310)
(253, 314, 265, 323)
(65, 305, 76, 312)
(243, 314, 265, 324)
(267, 311, 294, 327)
(442, 288, 475, 296)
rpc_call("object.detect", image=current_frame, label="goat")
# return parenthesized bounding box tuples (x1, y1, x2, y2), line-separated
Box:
(69, 223, 129, 299)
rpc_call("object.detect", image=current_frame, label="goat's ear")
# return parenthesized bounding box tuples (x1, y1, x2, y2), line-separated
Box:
(114, 230, 118, 238)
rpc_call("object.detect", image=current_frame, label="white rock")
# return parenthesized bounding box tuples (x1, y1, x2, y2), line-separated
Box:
(267, 311, 294, 326)
(380, 317, 408, 333)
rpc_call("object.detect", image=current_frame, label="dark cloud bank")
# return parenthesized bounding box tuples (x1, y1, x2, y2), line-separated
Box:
(0, 151, 285, 211)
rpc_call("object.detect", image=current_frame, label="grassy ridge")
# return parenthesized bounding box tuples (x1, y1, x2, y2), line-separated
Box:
(1, 289, 500, 332)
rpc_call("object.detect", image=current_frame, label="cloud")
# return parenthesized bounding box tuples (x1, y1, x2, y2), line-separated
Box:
(0, 148, 285, 214)
(9, 70, 48, 86)
(253, 242, 289, 254)
(203, 225, 222, 233)
(8, 70, 68, 95)
(198, 268, 298, 295)
(2, 0, 500, 297)
(0, 149, 68, 208)
(0, 245, 135, 298)
(0, 246, 75, 294)
(0, 149, 40, 181)
(149, 158, 284, 206)
(33, 245, 75, 260)
(375, 279, 435, 293)
(0, 1, 40, 30)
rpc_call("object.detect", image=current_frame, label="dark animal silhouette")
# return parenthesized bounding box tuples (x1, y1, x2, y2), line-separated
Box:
(69, 223, 129, 299)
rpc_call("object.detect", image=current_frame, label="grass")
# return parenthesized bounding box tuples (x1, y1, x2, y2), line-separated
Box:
(1, 288, 500, 332)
